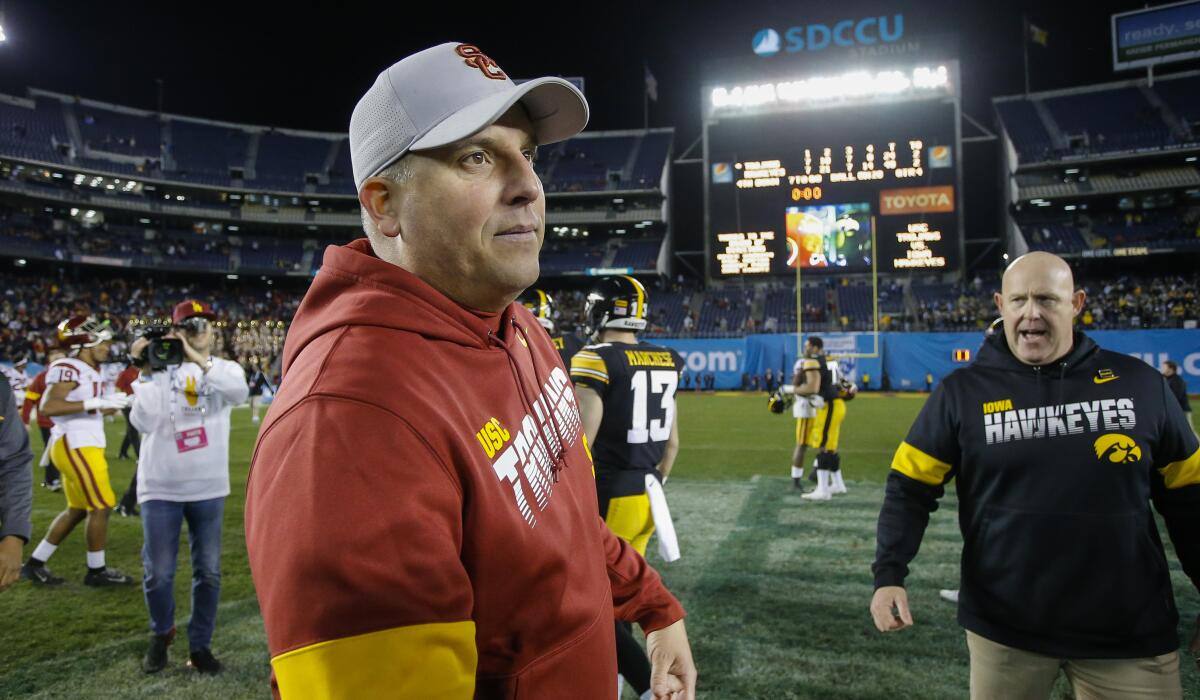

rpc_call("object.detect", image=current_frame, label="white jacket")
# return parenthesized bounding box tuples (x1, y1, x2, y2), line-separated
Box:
(130, 358, 249, 503)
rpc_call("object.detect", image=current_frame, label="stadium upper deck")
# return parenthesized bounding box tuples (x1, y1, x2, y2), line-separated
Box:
(0, 89, 672, 196)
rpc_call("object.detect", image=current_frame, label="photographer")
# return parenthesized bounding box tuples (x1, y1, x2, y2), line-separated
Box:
(128, 300, 247, 675)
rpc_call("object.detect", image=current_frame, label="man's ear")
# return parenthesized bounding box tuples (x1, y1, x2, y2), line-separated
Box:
(1071, 289, 1087, 318)
(993, 291, 1004, 315)
(358, 179, 402, 238)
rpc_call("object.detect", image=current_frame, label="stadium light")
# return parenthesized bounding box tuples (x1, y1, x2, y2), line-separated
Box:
(710, 64, 951, 112)
(0, 23, 8, 44)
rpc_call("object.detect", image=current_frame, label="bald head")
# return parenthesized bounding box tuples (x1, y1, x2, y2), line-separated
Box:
(1002, 252, 1076, 297)
(994, 252, 1086, 366)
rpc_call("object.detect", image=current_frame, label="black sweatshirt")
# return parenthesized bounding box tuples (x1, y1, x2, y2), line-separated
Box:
(873, 329, 1200, 658)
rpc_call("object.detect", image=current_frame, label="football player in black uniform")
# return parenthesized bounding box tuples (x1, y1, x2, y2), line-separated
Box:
(570, 276, 682, 700)
(797, 336, 852, 501)
(519, 288, 585, 368)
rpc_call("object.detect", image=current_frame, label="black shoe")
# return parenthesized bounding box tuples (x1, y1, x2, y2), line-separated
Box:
(42, 480, 62, 492)
(188, 648, 223, 674)
(21, 562, 64, 586)
(808, 470, 818, 483)
(143, 628, 175, 674)
(83, 567, 133, 587)
(792, 477, 805, 492)
(116, 503, 140, 518)
(118, 453, 129, 460)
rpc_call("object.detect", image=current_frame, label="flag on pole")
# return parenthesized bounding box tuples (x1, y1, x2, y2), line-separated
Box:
(644, 63, 658, 102)
(1027, 21, 1049, 47)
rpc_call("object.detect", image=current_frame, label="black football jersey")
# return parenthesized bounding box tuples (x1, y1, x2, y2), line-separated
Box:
(817, 354, 840, 402)
(552, 332, 586, 369)
(570, 341, 683, 490)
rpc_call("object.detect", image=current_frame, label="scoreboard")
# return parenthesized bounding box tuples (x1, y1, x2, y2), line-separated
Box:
(703, 64, 963, 278)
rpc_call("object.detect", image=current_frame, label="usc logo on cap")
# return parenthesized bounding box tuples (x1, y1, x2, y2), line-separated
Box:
(192, 301, 204, 313)
(456, 44, 507, 80)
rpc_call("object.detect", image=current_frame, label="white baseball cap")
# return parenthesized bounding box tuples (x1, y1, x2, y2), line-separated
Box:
(349, 42, 589, 189)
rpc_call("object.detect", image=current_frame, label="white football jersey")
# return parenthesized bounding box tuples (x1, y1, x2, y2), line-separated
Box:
(45, 358, 107, 448)
(792, 357, 821, 418)
(2, 365, 27, 392)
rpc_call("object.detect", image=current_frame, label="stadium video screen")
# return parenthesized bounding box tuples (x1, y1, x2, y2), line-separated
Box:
(707, 99, 960, 276)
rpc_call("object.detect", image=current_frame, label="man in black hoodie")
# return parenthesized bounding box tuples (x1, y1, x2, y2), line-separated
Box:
(870, 252, 1200, 698)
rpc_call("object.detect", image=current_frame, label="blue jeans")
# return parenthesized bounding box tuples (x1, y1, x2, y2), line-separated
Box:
(141, 497, 224, 650)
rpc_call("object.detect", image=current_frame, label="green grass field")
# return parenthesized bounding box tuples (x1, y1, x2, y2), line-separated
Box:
(1, 394, 1197, 698)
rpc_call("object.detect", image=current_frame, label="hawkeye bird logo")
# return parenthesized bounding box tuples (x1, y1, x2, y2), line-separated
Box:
(1093, 369, 1119, 385)
(1093, 434, 1142, 464)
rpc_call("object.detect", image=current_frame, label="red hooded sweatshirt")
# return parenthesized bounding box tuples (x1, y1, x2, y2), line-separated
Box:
(245, 239, 684, 699)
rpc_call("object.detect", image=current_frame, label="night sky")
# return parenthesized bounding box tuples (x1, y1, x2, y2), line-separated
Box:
(0, 0, 1180, 273)
(1, 0, 1165, 139)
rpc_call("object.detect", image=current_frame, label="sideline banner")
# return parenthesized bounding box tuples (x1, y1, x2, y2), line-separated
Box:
(651, 330, 1200, 393)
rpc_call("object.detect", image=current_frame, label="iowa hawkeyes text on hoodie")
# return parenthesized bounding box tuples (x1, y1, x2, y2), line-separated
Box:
(245, 239, 684, 699)
(873, 329, 1200, 658)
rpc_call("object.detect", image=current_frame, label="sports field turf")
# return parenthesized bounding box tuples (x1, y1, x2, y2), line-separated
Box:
(2, 393, 1196, 698)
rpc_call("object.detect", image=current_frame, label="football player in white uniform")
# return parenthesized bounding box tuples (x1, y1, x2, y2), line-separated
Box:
(788, 341, 824, 491)
(2, 354, 29, 393)
(21, 316, 133, 587)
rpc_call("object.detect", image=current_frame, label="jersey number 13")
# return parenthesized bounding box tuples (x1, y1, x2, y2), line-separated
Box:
(627, 370, 677, 444)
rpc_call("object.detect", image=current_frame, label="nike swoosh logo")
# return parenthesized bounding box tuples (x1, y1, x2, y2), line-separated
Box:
(1093, 376, 1118, 385)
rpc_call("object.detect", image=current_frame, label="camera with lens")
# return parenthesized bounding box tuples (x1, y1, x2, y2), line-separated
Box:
(135, 323, 184, 371)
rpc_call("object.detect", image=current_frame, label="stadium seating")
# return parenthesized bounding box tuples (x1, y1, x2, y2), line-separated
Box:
(996, 75, 1200, 163)
(77, 107, 162, 158)
(610, 238, 662, 270)
(696, 288, 752, 336)
(994, 99, 1057, 163)
(1043, 88, 1168, 153)
(169, 120, 250, 186)
(255, 131, 332, 190)
(836, 284, 875, 325)
(629, 132, 672, 189)
(538, 240, 607, 274)
(0, 98, 70, 164)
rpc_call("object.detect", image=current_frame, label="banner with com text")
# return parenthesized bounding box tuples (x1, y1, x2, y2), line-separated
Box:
(654, 329, 1200, 394)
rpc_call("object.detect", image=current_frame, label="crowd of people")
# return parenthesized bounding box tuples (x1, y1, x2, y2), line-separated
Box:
(0, 272, 299, 377)
(911, 272, 1200, 332)
(3, 269, 1198, 375)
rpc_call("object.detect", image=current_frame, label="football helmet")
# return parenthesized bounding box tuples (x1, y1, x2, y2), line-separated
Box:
(584, 276, 648, 337)
(767, 389, 794, 414)
(838, 379, 858, 401)
(56, 315, 114, 349)
(518, 288, 556, 333)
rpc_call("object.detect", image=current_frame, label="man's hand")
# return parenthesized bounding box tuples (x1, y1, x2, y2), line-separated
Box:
(645, 618, 697, 700)
(177, 333, 209, 368)
(129, 336, 150, 360)
(0, 536, 24, 591)
(870, 586, 914, 632)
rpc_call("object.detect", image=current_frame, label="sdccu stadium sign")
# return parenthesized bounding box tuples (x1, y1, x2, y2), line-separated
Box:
(753, 15, 904, 57)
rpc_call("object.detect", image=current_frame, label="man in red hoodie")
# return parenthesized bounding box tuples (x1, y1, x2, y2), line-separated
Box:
(21, 348, 65, 490)
(245, 43, 696, 699)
